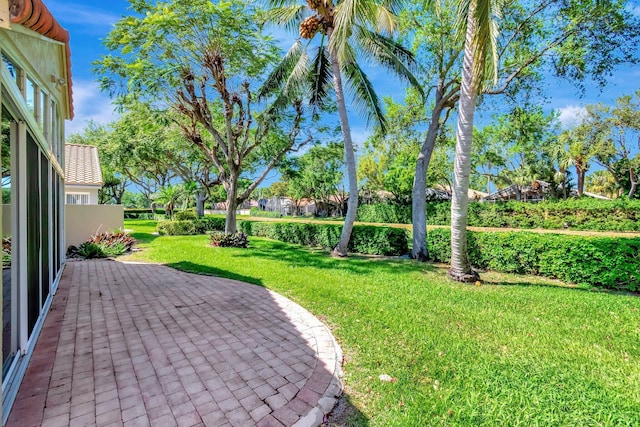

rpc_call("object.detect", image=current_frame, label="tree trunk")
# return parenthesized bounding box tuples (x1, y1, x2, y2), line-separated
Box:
(628, 168, 638, 198)
(195, 191, 208, 217)
(225, 176, 239, 234)
(328, 31, 358, 257)
(576, 165, 585, 196)
(411, 100, 444, 261)
(449, 0, 480, 283)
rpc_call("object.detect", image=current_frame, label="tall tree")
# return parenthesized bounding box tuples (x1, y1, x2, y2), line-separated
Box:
(449, 0, 502, 282)
(96, 0, 311, 234)
(403, 0, 640, 260)
(260, 0, 420, 256)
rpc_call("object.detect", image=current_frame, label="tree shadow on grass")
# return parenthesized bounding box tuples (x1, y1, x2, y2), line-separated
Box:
(165, 260, 265, 287)
(236, 239, 440, 278)
(324, 392, 369, 426)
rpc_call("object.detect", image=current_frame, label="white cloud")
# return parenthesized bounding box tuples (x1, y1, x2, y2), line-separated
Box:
(46, 1, 120, 34)
(557, 105, 586, 129)
(65, 80, 118, 136)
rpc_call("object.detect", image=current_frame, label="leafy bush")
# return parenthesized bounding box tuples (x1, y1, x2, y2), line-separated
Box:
(90, 230, 137, 251)
(249, 207, 282, 218)
(158, 216, 226, 235)
(240, 220, 408, 256)
(174, 210, 197, 221)
(427, 228, 640, 291)
(209, 231, 249, 248)
(75, 242, 105, 259)
(357, 203, 411, 224)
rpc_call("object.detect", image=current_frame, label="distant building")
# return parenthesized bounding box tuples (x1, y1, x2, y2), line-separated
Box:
(64, 144, 103, 204)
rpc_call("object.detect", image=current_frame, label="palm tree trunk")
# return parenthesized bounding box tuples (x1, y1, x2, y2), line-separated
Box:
(449, 0, 480, 282)
(411, 101, 444, 261)
(328, 30, 358, 257)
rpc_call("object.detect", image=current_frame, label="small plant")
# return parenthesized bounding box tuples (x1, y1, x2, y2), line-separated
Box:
(209, 231, 249, 248)
(89, 230, 137, 251)
(76, 242, 105, 259)
(2, 236, 11, 267)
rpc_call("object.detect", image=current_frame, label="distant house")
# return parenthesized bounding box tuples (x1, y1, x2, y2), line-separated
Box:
(64, 144, 103, 204)
(481, 180, 550, 202)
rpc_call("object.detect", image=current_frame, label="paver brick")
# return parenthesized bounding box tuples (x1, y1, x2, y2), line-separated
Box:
(5, 261, 343, 427)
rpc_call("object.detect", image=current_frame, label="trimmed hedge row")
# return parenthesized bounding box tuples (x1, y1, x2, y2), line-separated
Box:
(357, 199, 640, 231)
(427, 228, 640, 291)
(157, 216, 226, 235)
(239, 221, 408, 256)
(249, 208, 283, 218)
(124, 208, 165, 219)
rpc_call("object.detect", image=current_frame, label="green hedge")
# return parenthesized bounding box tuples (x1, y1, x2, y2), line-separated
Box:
(239, 220, 408, 256)
(357, 203, 411, 224)
(157, 216, 226, 235)
(124, 208, 166, 219)
(427, 228, 640, 291)
(249, 207, 283, 218)
(358, 199, 640, 231)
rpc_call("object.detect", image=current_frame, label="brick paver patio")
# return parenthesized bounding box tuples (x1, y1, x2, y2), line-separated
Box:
(7, 260, 343, 427)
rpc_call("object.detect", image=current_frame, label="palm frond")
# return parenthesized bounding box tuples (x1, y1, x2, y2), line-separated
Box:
(355, 26, 423, 98)
(260, 4, 308, 32)
(331, 0, 377, 61)
(283, 48, 311, 97)
(262, 0, 305, 8)
(342, 55, 387, 134)
(257, 40, 304, 100)
(373, 3, 397, 34)
(307, 44, 333, 110)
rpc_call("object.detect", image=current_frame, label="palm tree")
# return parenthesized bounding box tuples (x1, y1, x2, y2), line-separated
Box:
(449, 0, 503, 282)
(154, 184, 183, 219)
(260, 0, 420, 256)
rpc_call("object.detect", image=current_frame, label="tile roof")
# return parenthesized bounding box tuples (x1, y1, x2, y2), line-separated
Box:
(10, 0, 74, 118)
(64, 144, 103, 186)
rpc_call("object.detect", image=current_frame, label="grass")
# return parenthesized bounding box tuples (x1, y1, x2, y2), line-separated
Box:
(122, 219, 640, 426)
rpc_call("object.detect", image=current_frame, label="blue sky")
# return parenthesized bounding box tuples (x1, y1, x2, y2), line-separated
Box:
(47, 0, 640, 143)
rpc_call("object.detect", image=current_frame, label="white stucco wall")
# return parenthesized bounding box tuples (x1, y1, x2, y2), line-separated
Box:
(65, 204, 124, 248)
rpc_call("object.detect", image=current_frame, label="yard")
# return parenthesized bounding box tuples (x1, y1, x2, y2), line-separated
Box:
(122, 219, 640, 426)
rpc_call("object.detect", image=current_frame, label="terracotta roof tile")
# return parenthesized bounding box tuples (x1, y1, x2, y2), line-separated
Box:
(64, 144, 103, 186)
(10, 0, 74, 118)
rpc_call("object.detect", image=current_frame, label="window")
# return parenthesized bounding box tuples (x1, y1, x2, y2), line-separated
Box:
(66, 192, 89, 205)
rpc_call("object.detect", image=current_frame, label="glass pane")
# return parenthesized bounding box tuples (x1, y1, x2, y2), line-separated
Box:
(2, 55, 16, 79)
(2, 107, 15, 379)
(26, 133, 40, 335)
(26, 79, 35, 114)
(40, 154, 49, 304)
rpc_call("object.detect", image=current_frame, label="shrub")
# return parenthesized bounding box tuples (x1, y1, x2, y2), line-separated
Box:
(89, 230, 137, 251)
(76, 242, 105, 259)
(158, 216, 226, 235)
(357, 203, 411, 224)
(427, 228, 640, 291)
(124, 208, 166, 219)
(239, 220, 408, 256)
(157, 220, 196, 236)
(249, 207, 282, 218)
(174, 210, 197, 221)
(209, 231, 249, 248)
(2, 236, 11, 267)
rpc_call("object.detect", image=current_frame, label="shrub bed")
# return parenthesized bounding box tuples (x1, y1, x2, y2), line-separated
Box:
(359, 199, 640, 231)
(249, 207, 283, 218)
(427, 228, 640, 291)
(240, 220, 408, 256)
(157, 216, 226, 235)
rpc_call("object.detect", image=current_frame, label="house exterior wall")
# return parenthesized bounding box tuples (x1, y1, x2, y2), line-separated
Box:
(65, 204, 124, 248)
(64, 184, 100, 205)
(1, 5, 70, 421)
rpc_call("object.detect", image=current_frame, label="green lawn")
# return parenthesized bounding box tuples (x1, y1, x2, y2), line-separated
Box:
(122, 219, 640, 426)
